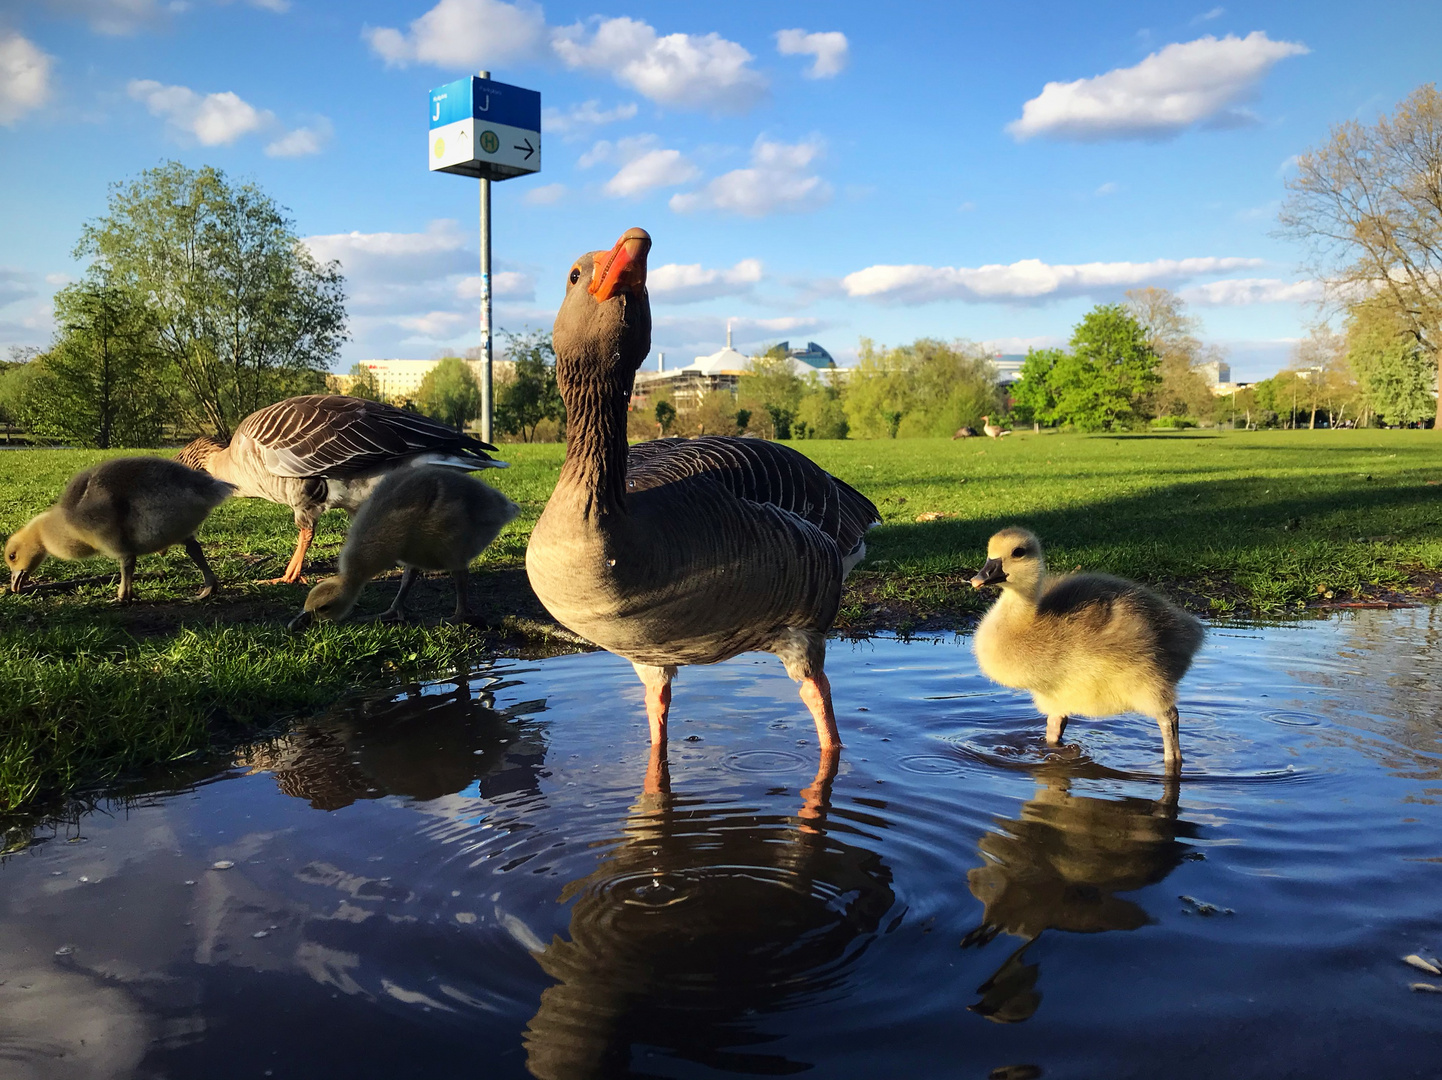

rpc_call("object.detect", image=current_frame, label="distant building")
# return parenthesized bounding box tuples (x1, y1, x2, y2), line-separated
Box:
(991, 354, 1026, 385)
(330, 357, 514, 401)
(633, 327, 839, 412)
(1195, 359, 1232, 386)
(774, 340, 837, 371)
(1211, 381, 1254, 397)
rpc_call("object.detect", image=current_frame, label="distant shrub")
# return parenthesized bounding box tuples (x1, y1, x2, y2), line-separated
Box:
(1150, 416, 1197, 429)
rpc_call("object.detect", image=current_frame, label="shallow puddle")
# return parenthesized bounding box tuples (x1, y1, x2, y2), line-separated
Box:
(3, 608, 1441, 1079)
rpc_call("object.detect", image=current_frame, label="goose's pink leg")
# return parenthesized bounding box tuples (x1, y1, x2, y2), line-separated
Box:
(263, 526, 313, 585)
(633, 663, 674, 746)
(799, 671, 841, 750)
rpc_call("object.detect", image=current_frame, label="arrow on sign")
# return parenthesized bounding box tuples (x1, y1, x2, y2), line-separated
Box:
(514, 139, 535, 161)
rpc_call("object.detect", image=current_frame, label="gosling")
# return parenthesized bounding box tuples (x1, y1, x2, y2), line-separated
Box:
(969, 527, 1204, 772)
(5, 456, 234, 601)
(296, 466, 519, 626)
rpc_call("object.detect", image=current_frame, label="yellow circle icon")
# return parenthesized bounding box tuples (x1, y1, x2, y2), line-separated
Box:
(433, 137, 445, 158)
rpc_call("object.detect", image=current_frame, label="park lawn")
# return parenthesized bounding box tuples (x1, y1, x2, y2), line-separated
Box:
(1, 428, 1440, 813)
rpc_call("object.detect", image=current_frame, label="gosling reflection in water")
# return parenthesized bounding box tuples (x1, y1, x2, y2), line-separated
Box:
(524, 750, 895, 1079)
(240, 672, 548, 808)
(964, 767, 1198, 1023)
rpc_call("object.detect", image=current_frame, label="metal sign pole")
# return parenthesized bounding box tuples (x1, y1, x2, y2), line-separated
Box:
(477, 69, 493, 444)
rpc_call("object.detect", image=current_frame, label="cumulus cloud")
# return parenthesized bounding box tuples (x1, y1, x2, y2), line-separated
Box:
(649, 259, 763, 303)
(1192, 6, 1226, 23)
(265, 117, 332, 157)
(980, 335, 1066, 354)
(604, 148, 699, 197)
(842, 255, 1266, 305)
(523, 182, 567, 206)
(304, 220, 474, 286)
(0, 30, 53, 125)
(1179, 278, 1322, 306)
(128, 79, 272, 144)
(0, 267, 38, 307)
(363, 0, 548, 68)
(670, 137, 830, 217)
(1008, 32, 1309, 141)
(542, 99, 638, 139)
(554, 16, 766, 110)
(776, 29, 849, 78)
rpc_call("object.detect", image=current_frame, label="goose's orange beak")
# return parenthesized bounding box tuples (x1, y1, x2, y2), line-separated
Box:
(589, 227, 651, 302)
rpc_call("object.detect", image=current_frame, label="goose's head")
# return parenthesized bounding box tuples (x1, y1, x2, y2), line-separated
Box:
(295, 575, 359, 627)
(5, 515, 50, 593)
(553, 227, 652, 389)
(970, 526, 1045, 596)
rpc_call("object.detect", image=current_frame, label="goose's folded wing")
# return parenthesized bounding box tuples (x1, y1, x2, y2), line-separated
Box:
(626, 436, 879, 560)
(236, 395, 501, 478)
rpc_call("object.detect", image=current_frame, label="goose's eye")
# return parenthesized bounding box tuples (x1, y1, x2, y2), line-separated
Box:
(1012, 546, 1027, 558)
(569, 267, 581, 285)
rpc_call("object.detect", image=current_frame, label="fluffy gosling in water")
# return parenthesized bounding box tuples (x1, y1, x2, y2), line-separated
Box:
(969, 527, 1204, 772)
(295, 466, 519, 626)
(5, 456, 234, 601)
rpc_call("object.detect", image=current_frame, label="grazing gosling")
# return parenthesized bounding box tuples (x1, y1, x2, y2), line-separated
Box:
(5, 456, 234, 601)
(969, 527, 1204, 772)
(297, 466, 519, 626)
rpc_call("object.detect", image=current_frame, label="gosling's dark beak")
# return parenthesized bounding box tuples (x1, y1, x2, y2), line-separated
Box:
(10, 570, 29, 593)
(287, 609, 313, 632)
(969, 558, 1007, 588)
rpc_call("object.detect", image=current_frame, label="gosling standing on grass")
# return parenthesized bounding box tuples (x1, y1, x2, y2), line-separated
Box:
(294, 466, 518, 626)
(5, 457, 234, 602)
(969, 527, 1204, 772)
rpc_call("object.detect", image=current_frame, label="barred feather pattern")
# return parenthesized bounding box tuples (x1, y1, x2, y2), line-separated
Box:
(234, 395, 500, 478)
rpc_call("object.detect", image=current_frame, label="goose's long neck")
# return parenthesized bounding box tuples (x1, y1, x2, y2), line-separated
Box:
(558, 366, 632, 517)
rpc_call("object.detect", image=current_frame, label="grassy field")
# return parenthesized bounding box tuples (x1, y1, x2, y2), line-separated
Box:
(1, 429, 1439, 813)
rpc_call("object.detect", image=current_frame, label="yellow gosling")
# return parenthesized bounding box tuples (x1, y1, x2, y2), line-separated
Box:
(5, 457, 234, 602)
(297, 466, 518, 626)
(969, 527, 1204, 772)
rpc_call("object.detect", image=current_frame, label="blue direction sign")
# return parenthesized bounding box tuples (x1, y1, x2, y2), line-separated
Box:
(429, 76, 541, 181)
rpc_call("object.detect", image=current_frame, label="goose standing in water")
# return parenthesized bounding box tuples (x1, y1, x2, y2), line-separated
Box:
(178, 395, 506, 584)
(526, 228, 879, 756)
(6, 456, 233, 601)
(969, 527, 1204, 771)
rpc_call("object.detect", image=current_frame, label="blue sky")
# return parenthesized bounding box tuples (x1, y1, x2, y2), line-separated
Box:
(2, 0, 1440, 379)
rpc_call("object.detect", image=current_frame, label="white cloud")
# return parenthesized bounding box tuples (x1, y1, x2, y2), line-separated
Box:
(604, 148, 699, 198)
(523, 182, 567, 206)
(304, 220, 473, 285)
(1095, 181, 1119, 196)
(1008, 32, 1309, 141)
(543, 99, 637, 139)
(649, 259, 763, 303)
(652, 314, 826, 358)
(363, 0, 548, 69)
(842, 255, 1266, 305)
(127, 79, 273, 144)
(776, 29, 849, 78)
(45, 0, 171, 35)
(456, 272, 536, 302)
(553, 16, 765, 110)
(0, 30, 53, 125)
(1193, 6, 1226, 23)
(1179, 278, 1322, 306)
(0, 268, 38, 306)
(265, 117, 332, 157)
(245, 0, 290, 11)
(980, 335, 1066, 354)
(670, 137, 830, 217)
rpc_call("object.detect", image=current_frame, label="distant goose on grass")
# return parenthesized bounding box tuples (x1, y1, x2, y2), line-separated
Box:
(952, 426, 979, 440)
(969, 527, 1204, 772)
(6, 456, 233, 601)
(293, 465, 518, 627)
(525, 227, 880, 757)
(981, 416, 1010, 439)
(178, 394, 506, 584)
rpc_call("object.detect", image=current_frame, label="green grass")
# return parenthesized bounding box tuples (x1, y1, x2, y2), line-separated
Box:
(2, 429, 1440, 812)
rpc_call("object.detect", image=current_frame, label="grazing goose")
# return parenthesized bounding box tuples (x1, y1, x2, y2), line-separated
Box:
(981, 415, 1010, 439)
(525, 227, 879, 753)
(6, 456, 233, 601)
(952, 426, 979, 440)
(178, 394, 506, 584)
(969, 527, 1204, 771)
(293, 465, 518, 626)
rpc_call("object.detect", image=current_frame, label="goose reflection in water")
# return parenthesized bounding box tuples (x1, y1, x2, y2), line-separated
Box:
(963, 767, 1199, 1023)
(239, 671, 548, 808)
(524, 750, 896, 1079)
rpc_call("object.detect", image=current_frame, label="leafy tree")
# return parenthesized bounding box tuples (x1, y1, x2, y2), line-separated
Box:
(738, 352, 805, 439)
(1280, 83, 1442, 429)
(1346, 298, 1438, 426)
(1010, 348, 1066, 426)
(417, 357, 482, 430)
(77, 161, 347, 439)
(898, 339, 1001, 437)
(1051, 306, 1160, 431)
(0, 352, 51, 440)
(684, 390, 744, 436)
(794, 376, 849, 439)
(31, 279, 171, 448)
(654, 399, 676, 435)
(494, 330, 564, 442)
(1125, 286, 1215, 418)
(346, 363, 384, 401)
(1289, 326, 1356, 428)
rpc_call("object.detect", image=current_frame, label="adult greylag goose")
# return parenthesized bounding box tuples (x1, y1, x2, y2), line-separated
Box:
(969, 527, 1204, 772)
(6, 456, 233, 601)
(525, 227, 879, 755)
(981, 415, 1010, 439)
(178, 394, 505, 583)
(294, 465, 518, 626)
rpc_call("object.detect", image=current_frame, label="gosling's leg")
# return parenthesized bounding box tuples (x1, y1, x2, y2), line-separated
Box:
(451, 568, 470, 619)
(799, 671, 842, 751)
(383, 567, 418, 621)
(1045, 714, 1068, 746)
(633, 662, 675, 746)
(1157, 706, 1182, 773)
(183, 537, 219, 599)
(116, 554, 137, 602)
